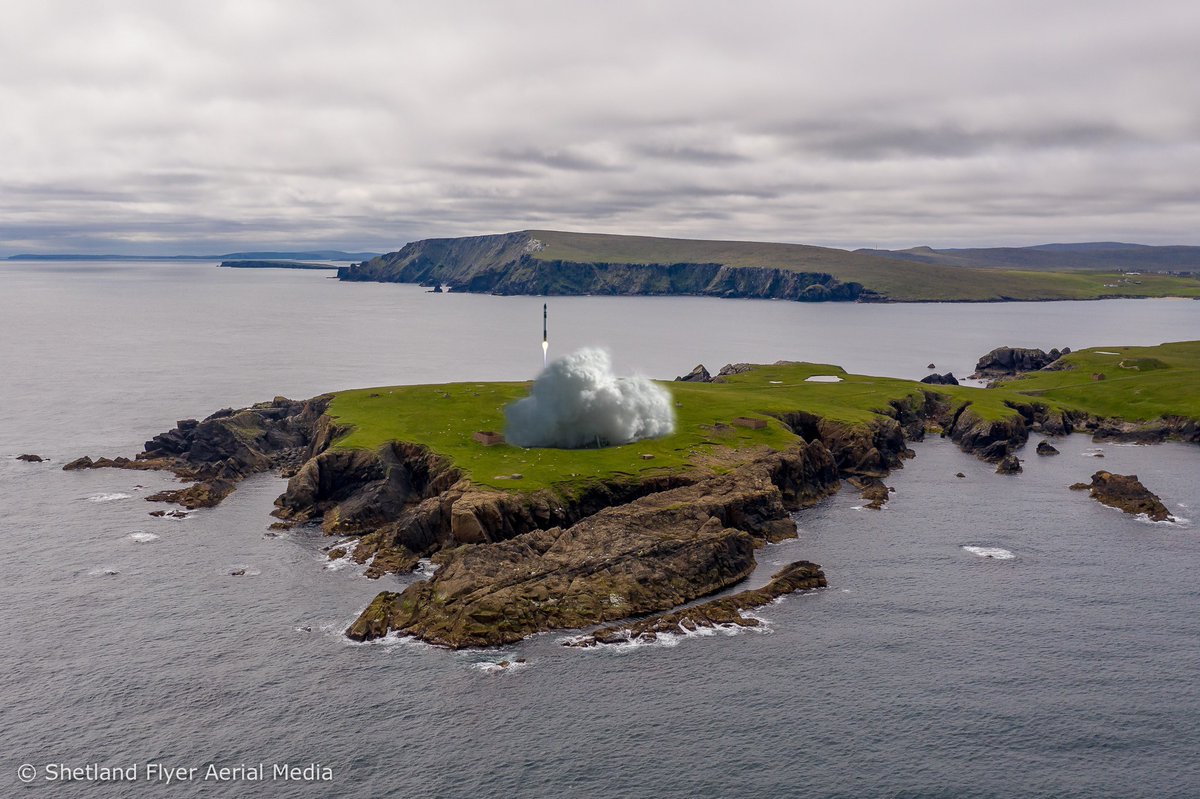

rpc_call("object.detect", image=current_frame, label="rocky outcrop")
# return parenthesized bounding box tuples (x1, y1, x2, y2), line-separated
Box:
(337, 233, 870, 303)
(1090, 416, 1200, 445)
(920, 372, 959, 385)
(565, 560, 827, 647)
(345, 443, 840, 647)
(63, 396, 330, 509)
(15, 454, 45, 462)
(849, 476, 891, 509)
(995, 454, 1022, 474)
(772, 412, 912, 476)
(675, 364, 712, 383)
(943, 404, 1028, 461)
(1070, 471, 1175, 522)
(971, 346, 1069, 380)
(1036, 440, 1060, 456)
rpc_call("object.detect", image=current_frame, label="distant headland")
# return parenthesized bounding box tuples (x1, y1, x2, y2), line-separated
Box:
(7, 250, 380, 262)
(338, 230, 1200, 303)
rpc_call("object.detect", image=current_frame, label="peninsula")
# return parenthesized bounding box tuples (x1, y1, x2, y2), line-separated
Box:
(63, 341, 1200, 648)
(337, 231, 1200, 303)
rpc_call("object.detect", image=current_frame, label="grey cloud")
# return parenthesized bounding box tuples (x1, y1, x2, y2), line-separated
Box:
(2, 1, 1200, 253)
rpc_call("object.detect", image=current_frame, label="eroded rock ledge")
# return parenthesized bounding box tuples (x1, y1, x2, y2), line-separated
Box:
(63, 396, 331, 508)
(345, 444, 839, 647)
(565, 560, 827, 648)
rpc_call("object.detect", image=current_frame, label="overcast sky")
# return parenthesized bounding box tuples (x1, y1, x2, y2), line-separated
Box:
(2, 1, 1198, 254)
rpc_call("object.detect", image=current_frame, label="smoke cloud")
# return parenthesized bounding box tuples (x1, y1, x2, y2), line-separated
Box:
(504, 348, 676, 449)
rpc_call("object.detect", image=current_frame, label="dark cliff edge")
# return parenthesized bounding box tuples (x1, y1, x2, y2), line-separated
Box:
(337, 232, 871, 302)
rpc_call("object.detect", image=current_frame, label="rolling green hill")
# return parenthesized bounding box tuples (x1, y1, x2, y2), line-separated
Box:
(337, 230, 1200, 302)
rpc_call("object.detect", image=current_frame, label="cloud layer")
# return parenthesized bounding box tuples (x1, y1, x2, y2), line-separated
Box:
(3, 1, 1199, 253)
(504, 349, 675, 449)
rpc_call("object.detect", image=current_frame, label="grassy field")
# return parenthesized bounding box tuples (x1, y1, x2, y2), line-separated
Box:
(324, 342, 1199, 493)
(526, 230, 1200, 302)
(995, 340, 1200, 421)
(328, 363, 926, 491)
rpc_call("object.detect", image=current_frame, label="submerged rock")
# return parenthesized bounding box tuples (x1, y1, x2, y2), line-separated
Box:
(1070, 471, 1174, 522)
(16, 453, 45, 462)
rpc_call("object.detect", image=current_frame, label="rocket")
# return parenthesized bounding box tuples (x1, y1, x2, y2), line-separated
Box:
(542, 303, 549, 366)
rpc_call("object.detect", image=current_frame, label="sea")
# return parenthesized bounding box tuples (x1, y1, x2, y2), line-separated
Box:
(1, 260, 1198, 798)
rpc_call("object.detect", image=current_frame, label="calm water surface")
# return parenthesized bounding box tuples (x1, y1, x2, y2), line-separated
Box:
(1, 262, 1198, 797)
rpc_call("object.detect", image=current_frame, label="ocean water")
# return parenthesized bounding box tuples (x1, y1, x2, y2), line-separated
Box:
(1, 261, 1198, 797)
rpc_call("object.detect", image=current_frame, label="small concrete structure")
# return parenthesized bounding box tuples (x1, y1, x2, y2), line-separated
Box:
(732, 417, 767, 430)
(473, 431, 506, 446)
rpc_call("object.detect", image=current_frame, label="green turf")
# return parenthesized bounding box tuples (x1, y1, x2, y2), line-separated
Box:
(993, 340, 1200, 421)
(526, 230, 1200, 302)
(325, 342, 1200, 493)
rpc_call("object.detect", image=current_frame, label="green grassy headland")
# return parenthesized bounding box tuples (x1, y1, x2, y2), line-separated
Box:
(527, 230, 1200, 302)
(324, 342, 1200, 493)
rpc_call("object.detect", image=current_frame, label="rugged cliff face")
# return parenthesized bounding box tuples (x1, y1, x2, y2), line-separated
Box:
(337, 233, 869, 302)
(345, 443, 841, 648)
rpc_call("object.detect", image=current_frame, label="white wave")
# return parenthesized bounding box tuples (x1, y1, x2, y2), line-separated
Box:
(322, 539, 360, 571)
(227, 564, 261, 576)
(568, 610, 771, 652)
(805, 375, 843, 383)
(1136, 513, 1189, 527)
(962, 545, 1014, 560)
(415, 558, 439, 578)
(83, 567, 119, 577)
(1095, 351, 1121, 355)
(89, 492, 132, 503)
(126, 532, 159, 543)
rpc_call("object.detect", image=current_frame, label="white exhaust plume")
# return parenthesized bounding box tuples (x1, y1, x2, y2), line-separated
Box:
(504, 348, 676, 449)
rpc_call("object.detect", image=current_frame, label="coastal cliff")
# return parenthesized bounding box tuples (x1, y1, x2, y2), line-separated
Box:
(62, 342, 1200, 648)
(337, 232, 868, 301)
(335, 230, 1200, 302)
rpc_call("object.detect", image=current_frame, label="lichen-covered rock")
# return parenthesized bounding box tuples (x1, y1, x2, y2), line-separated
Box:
(1071, 471, 1174, 522)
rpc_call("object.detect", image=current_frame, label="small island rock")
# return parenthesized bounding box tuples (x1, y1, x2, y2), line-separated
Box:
(1072, 471, 1174, 522)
